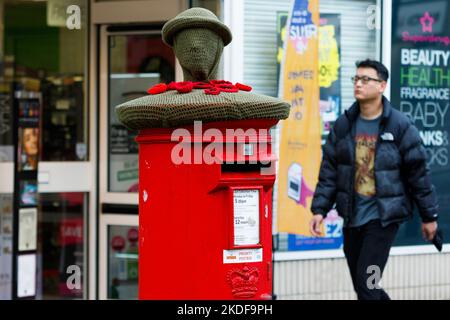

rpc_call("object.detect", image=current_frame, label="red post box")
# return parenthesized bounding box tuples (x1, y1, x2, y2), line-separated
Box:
(137, 119, 278, 299)
(115, 7, 290, 300)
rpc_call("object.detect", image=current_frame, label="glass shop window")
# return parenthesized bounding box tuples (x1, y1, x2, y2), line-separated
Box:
(1, 0, 88, 162)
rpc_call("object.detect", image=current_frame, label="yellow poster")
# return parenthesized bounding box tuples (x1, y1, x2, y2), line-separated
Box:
(277, 0, 321, 235)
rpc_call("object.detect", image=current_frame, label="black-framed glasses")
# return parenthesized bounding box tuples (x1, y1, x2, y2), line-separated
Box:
(351, 75, 383, 85)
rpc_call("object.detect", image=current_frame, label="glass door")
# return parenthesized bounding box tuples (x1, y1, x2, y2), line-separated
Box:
(98, 24, 177, 299)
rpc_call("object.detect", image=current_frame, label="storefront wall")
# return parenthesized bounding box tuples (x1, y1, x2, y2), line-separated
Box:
(0, 0, 189, 300)
(2, 0, 448, 300)
(90, 0, 450, 300)
(227, 0, 450, 299)
(0, 0, 92, 300)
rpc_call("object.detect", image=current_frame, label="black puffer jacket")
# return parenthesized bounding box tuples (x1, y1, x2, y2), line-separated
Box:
(311, 96, 439, 227)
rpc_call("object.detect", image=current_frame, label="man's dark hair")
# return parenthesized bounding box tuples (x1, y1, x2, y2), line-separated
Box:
(356, 59, 389, 82)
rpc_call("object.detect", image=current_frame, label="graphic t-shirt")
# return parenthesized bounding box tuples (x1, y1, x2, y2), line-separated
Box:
(349, 115, 382, 227)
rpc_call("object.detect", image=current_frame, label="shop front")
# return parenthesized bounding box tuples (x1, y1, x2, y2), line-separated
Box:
(1, 0, 449, 300)
(0, 0, 90, 299)
(251, 0, 450, 299)
(0, 0, 222, 300)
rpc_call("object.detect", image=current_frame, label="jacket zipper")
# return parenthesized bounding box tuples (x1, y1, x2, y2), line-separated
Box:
(344, 110, 356, 226)
(374, 122, 385, 225)
(349, 135, 356, 225)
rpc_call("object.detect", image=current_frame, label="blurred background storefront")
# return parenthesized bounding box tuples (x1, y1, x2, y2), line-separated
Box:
(0, 0, 213, 300)
(0, 0, 90, 300)
(0, 0, 449, 300)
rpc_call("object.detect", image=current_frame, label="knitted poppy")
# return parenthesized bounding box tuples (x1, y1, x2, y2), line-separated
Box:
(167, 82, 178, 90)
(210, 80, 233, 86)
(215, 83, 235, 89)
(175, 81, 194, 93)
(193, 82, 214, 89)
(149, 80, 248, 96)
(147, 83, 168, 95)
(218, 87, 239, 93)
(204, 87, 221, 95)
(235, 83, 252, 92)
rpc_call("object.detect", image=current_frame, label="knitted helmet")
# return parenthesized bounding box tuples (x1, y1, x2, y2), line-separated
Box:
(115, 8, 290, 130)
(162, 7, 232, 47)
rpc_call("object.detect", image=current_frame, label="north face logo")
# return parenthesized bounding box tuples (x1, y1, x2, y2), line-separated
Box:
(380, 132, 394, 141)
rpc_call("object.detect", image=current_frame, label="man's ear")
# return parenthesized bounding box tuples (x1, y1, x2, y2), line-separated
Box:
(379, 81, 387, 93)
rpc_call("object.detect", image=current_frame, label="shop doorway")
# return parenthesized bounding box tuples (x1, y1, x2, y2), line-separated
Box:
(98, 24, 177, 299)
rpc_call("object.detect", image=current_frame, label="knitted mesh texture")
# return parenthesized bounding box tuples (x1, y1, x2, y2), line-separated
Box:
(173, 28, 223, 81)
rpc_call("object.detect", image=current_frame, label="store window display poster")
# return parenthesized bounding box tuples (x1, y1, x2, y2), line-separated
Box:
(17, 254, 36, 298)
(18, 208, 37, 252)
(17, 99, 40, 126)
(0, 194, 13, 300)
(17, 127, 39, 171)
(19, 180, 38, 206)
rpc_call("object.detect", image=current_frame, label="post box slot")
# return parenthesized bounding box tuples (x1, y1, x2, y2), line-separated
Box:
(221, 162, 272, 173)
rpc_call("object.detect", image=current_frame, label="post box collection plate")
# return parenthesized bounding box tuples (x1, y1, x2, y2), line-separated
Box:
(233, 189, 260, 246)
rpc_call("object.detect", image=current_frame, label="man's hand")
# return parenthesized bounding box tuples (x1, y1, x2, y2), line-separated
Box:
(309, 214, 324, 237)
(422, 221, 438, 241)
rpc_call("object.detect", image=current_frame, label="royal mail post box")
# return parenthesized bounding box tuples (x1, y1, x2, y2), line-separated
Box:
(136, 119, 278, 300)
(114, 7, 290, 300)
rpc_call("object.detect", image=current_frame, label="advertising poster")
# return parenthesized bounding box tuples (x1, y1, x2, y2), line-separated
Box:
(13, 93, 41, 298)
(318, 14, 341, 144)
(19, 180, 38, 206)
(0, 91, 13, 161)
(18, 127, 39, 171)
(277, 12, 342, 143)
(0, 194, 13, 300)
(391, 0, 450, 245)
(18, 208, 38, 252)
(276, 0, 343, 250)
(17, 254, 36, 298)
(277, 0, 321, 236)
(58, 218, 83, 298)
(17, 99, 40, 126)
(276, 12, 289, 93)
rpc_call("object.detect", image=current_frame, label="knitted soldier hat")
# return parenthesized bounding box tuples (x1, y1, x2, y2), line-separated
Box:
(162, 7, 232, 47)
(115, 8, 290, 130)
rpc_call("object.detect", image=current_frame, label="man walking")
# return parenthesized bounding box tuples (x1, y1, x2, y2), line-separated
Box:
(309, 59, 439, 300)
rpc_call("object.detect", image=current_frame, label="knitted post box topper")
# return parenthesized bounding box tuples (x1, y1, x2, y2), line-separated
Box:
(115, 7, 290, 130)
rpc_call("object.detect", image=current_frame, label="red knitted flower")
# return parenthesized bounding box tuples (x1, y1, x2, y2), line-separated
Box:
(193, 82, 214, 89)
(167, 82, 178, 90)
(204, 87, 221, 95)
(147, 83, 168, 95)
(235, 83, 252, 92)
(218, 87, 239, 93)
(215, 83, 235, 89)
(210, 80, 233, 86)
(175, 81, 194, 93)
(148, 80, 251, 96)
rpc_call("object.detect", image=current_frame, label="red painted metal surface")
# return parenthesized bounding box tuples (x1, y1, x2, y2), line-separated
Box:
(137, 119, 279, 299)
